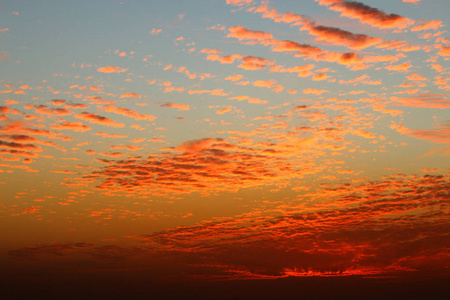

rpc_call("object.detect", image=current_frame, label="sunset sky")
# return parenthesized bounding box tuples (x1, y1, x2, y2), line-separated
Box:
(1, 0, 449, 299)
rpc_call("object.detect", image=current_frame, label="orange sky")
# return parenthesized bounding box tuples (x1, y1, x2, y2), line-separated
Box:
(0, 0, 449, 299)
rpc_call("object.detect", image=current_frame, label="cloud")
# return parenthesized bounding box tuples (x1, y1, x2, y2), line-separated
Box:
(49, 99, 89, 109)
(225, 74, 244, 82)
(24, 104, 72, 116)
(0, 105, 11, 114)
(150, 28, 162, 35)
(385, 62, 411, 72)
(159, 102, 190, 111)
(97, 66, 128, 73)
(390, 94, 450, 109)
(103, 105, 156, 121)
(74, 112, 125, 127)
(79, 136, 321, 196)
(405, 121, 450, 144)
(216, 106, 233, 115)
(120, 93, 142, 98)
(226, 0, 253, 6)
(0, 51, 10, 61)
(228, 26, 273, 45)
(200, 48, 223, 54)
(206, 53, 243, 64)
(301, 21, 382, 50)
(303, 88, 329, 95)
(9, 243, 93, 260)
(238, 56, 274, 70)
(188, 89, 228, 96)
(317, 0, 414, 29)
(51, 121, 91, 132)
(270, 64, 315, 77)
(411, 20, 442, 31)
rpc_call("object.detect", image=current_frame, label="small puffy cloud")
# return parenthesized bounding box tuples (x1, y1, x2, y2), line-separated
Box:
(97, 66, 128, 73)
(226, 0, 253, 6)
(120, 93, 142, 98)
(228, 26, 273, 45)
(225, 74, 244, 82)
(303, 88, 329, 95)
(150, 28, 162, 35)
(74, 112, 125, 127)
(411, 20, 442, 31)
(216, 106, 233, 115)
(159, 102, 190, 111)
(385, 62, 411, 72)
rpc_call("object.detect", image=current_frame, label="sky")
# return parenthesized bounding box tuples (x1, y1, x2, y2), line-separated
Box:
(0, 0, 449, 299)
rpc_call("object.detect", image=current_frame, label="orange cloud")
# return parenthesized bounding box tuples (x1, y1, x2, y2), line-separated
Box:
(228, 95, 268, 104)
(24, 104, 72, 116)
(411, 20, 442, 31)
(301, 21, 383, 50)
(97, 66, 128, 73)
(150, 28, 162, 35)
(207, 54, 243, 64)
(120, 93, 142, 98)
(0, 105, 11, 114)
(317, 0, 414, 29)
(303, 88, 329, 95)
(227, 26, 273, 45)
(406, 73, 427, 81)
(74, 112, 125, 127)
(49, 99, 89, 109)
(270, 64, 315, 77)
(188, 89, 228, 96)
(103, 105, 156, 121)
(385, 62, 411, 72)
(159, 102, 190, 111)
(225, 74, 244, 82)
(33, 172, 447, 285)
(391, 94, 450, 109)
(312, 73, 329, 81)
(238, 56, 274, 70)
(437, 45, 450, 57)
(226, 0, 253, 6)
(200, 48, 223, 54)
(216, 106, 233, 115)
(51, 121, 91, 132)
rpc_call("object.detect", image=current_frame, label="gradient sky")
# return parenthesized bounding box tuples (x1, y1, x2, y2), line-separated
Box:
(1, 0, 449, 299)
